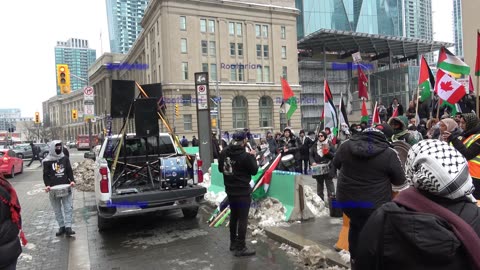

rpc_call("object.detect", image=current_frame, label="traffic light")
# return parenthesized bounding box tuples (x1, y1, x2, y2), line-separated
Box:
(175, 104, 179, 117)
(57, 64, 71, 94)
(34, 112, 40, 124)
(211, 118, 217, 128)
(72, 109, 78, 120)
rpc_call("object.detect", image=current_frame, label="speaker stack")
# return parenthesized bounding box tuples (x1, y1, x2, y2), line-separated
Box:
(111, 80, 135, 118)
(134, 98, 160, 138)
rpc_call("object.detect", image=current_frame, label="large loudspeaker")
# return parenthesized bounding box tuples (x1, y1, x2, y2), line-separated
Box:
(134, 98, 159, 137)
(140, 83, 162, 98)
(111, 80, 135, 118)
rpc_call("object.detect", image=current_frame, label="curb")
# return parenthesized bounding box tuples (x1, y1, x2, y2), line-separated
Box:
(265, 227, 350, 269)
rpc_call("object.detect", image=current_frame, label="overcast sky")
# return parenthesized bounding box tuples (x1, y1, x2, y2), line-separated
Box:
(0, 0, 454, 118)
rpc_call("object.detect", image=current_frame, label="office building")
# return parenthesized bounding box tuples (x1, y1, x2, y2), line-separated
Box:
(54, 38, 97, 95)
(106, 0, 149, 54)
(404, 0, 433, 40)
(462, 0, 480, 79)
(0, 109, 31, 132)
(453, 0, 463, 57)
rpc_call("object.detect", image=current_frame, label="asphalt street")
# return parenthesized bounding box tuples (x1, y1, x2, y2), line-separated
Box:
(9, 149, 306, 270)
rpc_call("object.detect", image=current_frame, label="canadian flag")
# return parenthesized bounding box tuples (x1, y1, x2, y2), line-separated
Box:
(434, 69, 466, 104)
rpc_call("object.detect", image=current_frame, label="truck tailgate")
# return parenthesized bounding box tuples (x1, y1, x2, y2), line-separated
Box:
(110, 186, 206, 206)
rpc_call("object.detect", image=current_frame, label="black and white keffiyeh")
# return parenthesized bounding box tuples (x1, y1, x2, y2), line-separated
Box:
(405, 139, 476, 202)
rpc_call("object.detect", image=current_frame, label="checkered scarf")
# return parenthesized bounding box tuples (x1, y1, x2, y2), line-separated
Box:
(405, 139, 476, 203)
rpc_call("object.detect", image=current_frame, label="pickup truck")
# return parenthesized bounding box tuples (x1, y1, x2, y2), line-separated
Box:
(93, 133, 206, 231)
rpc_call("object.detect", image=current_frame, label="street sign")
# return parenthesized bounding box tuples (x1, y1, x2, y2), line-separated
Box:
(84, 104, 95, 120)
(197, 85, 208, 110)
(352, 52, 362, 63)
(83, 86, 94, 101)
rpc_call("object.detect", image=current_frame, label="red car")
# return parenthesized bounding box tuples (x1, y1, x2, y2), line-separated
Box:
(0, 149, 23, 178)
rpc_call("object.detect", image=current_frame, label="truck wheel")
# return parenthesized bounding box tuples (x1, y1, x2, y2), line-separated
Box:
(182, 206, 199, 218)
(97, 214, 112, 231)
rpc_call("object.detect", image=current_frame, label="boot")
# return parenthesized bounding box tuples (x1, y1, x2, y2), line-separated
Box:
(56, 226, 65, 236)
(65, 227, 76, 236)
(234, 241, 256, 257)
(229, 239, 238, 251)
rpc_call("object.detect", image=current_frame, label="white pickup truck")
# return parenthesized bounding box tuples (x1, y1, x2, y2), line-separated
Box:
(93, 133, 206, 231)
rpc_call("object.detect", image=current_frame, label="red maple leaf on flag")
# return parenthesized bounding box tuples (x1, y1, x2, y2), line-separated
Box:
(440, 81, 454, 91)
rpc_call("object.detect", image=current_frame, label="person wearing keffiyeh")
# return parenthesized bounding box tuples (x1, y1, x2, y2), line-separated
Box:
(0, 174, 27, 270)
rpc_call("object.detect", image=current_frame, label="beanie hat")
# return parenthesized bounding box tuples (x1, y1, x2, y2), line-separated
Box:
(405, 139, 476, 203)
(375, 123, 394, 139)
(461, 113, 480, 132)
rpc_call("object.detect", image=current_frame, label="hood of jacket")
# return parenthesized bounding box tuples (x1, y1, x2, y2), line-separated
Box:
(225, 144, 246, 156)
(42, 140, 65, 162)
(348, 129, 391, 158)
(388, 116, 408, 132)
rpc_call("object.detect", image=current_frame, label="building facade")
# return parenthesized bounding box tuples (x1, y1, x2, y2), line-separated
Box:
(106, 0, 149, 54)
(54, 38, 97, 95)
(453, 0, 463, 57)
(404, 0, 433, 40)
(462, 0, 480, 79)
(0, 109, 31, 131)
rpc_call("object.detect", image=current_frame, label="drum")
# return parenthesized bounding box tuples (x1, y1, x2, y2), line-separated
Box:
(311, 163, 330, 176)
(50, 184, 71, 198)
(281, 154, 296, 168)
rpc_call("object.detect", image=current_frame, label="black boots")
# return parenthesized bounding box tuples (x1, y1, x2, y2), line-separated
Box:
(65, 227, 75, 236)
(56, 226, 66, 236)
(230, 240, 238, 251)
(234, 241, 256, 257)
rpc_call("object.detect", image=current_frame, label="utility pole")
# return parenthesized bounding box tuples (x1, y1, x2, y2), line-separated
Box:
(215, 80, 221, 142)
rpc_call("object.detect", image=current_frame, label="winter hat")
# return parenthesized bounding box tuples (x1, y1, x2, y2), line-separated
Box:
(388, 116, 407, 130)
(461, 113, 480, 132)
(440, 118, 458, 132)
(231, 131, 246, 146)
(375, 123, 394, 138)
(405, 139, 476, 203)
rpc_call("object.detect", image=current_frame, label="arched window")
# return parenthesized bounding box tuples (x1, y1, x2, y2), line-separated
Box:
(259, 96, 273, 128)
(232, 96, 248, 129)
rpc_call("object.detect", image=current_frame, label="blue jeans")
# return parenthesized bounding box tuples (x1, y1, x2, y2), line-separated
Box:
(49, 188, 73, 228)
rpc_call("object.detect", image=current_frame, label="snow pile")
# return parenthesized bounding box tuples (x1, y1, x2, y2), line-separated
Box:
(72, 159, 95, 192)
(200, 172, 229, 206)
(299, 245, 326, 267)
(303, 185, 329, 217)
(338, 250, 351, 265)
(279, 243, 299, 257)
(249, 197, 289, 231)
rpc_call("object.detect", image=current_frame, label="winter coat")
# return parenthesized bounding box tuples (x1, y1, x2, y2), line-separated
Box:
(218, 143, 259, 196)
(418, 100, 430, 119)
(389, 116, 420, 146)
(266, 137, 277, 156)
(277, 135, 298, 156)
(296, 136, 313, 160)
(212, 138, 221, 159)
(310, 141, 336, 178)
(42, 140, 75, 187)
(191, 138, 199, 147)
(356, 192, 480, 270)
(332, 131, 407, 209)
(387, 103, 404, 119)
(0, 184, 22, 268)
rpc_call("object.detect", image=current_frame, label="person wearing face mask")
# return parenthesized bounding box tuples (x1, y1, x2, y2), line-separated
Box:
(42, 140, 76, 237)
(310, 131, 336, 202)
(337, 123, 351, 146)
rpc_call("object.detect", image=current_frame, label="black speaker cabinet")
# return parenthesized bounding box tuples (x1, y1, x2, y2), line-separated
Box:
(134, 98, 159, 137)
(111, 80, 135, 118)
(140, 83, 162, 98)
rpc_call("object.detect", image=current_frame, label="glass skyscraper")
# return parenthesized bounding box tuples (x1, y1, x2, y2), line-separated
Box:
(453, 0, 463, 57)
(297, 0, 404, 39)
(54, 38, 97, 95)
(106, 0, 149, 54)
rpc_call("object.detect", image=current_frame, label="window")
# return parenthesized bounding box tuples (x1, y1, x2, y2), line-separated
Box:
(236, 23, 243, 36)
(184, 114, 192, 131)
(182, 62, 188, 80)
(229, 22, 235, 35)
(263, 66, 270, 82)
(256, 45, 262, 57)
(182, 94, 192, 106)
(201, 40, 208, 54)
(200, 19, 207, 32)
(281, 26, 286, 39)
(257, 67, 263, 82)
(237, 43, 243, 56)
(238, 68, 244, 81)
(208, 20, 215, 33)
(209, 41, 216, 56)
(181, 38, 187, 53)
(230, 43, 236, 56)
(232, 96, 248, 129)
(230, 68, 237, 81)
(255, 24, 261, 37)
(263, 45, 269, 58)
(259, 96, 273, 127)
(202, 63, 208, 72)
(281, 46, 287, 59)
(262, 25, 268, 37)
(210, 64, 217, 81)
(282, 66, 288, 80)
(180, 16, 186, 30)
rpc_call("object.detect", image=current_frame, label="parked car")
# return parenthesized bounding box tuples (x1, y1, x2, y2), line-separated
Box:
(12, 143, 49, 159)
(0, 149, 23, 178)
(66, 141, 77, 149)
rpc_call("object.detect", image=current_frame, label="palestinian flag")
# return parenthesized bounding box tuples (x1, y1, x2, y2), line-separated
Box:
(280, 78, 297, 120)
(437, 46, 470, 76)
(320, 107, 325, 130)
(469, 75, 475, 93)
(441, 100, 458, 115)
(392, 107, 399, 118)
(339, 95, 350, 128)
(476, 31, 480, 76)
(252, 154, 282, 200)
(361, 99, 369, 123)
(419, 56, 435, 102)
(434, 69, 466, 104)
(372, 102, 381, 126)
(324, 80, 338, 135)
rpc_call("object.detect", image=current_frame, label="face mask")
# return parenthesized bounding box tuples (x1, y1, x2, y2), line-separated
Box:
(55, 149, 62, 155)
(355, 128, 362, 132)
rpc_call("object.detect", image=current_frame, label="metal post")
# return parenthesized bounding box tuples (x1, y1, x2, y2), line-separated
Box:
(37, 123, 40, 143)
(88, 118, 93, 151)
(216, 80, 221, 142)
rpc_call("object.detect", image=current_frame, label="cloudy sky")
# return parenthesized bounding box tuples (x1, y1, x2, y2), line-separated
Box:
(0, 0, 454, 118)
(0, 0, 110, 118)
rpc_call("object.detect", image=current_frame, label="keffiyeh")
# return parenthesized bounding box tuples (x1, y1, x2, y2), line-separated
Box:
(405, 139, 476, 202)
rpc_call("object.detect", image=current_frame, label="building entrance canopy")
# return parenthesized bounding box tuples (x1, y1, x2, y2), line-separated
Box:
(298, 29, 454, 61)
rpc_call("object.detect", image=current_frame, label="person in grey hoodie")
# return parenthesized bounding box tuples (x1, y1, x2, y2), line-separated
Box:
(43, 140, 75, 237)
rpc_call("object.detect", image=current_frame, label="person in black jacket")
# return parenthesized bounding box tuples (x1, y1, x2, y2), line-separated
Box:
(310, 131, 335, 202)
(276, 128, 298, 171)
(0, 174, 26, 270)
(332, 127, 407, 268)
(26, 142, 42, 167)
(296, 130, 312, 174)
(191, 136, 199, 147)
(43, 140, 76, 237)
(356, 140, 480, 270)
(386, 97, 404, 119)
(212, 132, 221, 159)
(218, 131, 258, 257)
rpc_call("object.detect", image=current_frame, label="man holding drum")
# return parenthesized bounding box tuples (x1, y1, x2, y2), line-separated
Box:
(43, 140, 75, 237)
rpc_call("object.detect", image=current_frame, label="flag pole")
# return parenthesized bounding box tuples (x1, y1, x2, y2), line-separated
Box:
(436, 98, 441, 119)
(337, 92, 343, 139)
(477, 75, 479, 117)
(415, 87, 420, 125)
